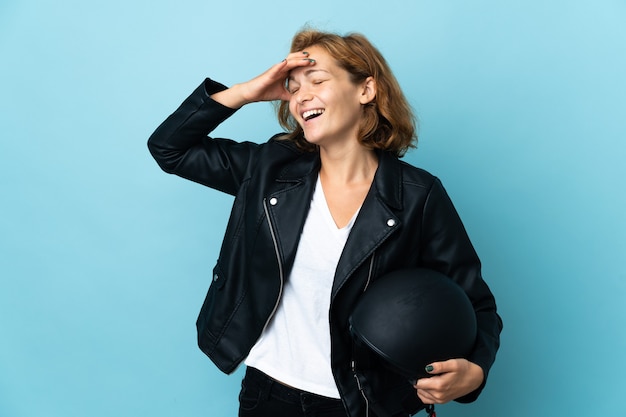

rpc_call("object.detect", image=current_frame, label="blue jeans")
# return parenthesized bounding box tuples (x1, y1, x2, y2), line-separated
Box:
(238, 367, 348, 417)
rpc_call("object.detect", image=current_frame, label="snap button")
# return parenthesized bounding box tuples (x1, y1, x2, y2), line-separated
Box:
(387, 219, 396, 227)
(269, 197, 278, 206)
(213, 273, 219, 282)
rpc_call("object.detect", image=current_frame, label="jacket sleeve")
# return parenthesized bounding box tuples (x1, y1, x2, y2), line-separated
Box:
(420, 178, 503, 403)
(147, 78, 260, 196)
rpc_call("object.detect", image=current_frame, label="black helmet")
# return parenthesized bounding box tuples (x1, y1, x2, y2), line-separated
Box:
(349, 268, 477, 381)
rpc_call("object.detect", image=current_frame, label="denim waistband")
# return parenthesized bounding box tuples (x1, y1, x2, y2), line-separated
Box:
(244, 366, 343, 406)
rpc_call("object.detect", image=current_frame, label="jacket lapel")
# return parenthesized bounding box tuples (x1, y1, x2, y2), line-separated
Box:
(264, 151, 320, 275)
(264, 148, 404, 297)
(331, 151, 403, 298)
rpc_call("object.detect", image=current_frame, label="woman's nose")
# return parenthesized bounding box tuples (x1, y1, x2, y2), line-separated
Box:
(295, 90, 313, 104)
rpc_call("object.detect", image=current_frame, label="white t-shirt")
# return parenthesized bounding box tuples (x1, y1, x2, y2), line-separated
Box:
(245, 175, 358, 398)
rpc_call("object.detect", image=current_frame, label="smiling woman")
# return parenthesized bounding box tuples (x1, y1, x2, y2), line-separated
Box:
(277, 31, 416, 158)
(285, 45, 374, 152)
(147, 28, 502, 417)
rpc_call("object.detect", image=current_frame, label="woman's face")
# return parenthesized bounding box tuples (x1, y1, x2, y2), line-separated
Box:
(287, 45, 374, 149)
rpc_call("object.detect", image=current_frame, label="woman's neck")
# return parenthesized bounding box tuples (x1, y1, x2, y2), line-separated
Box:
(318, 142, 379, 186)
(317, 144, 379, 229)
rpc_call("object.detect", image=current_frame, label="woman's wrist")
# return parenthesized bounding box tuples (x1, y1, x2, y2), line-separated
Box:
(210, 83, 249, 109)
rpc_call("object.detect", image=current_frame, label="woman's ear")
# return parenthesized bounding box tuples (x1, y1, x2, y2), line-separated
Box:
(359, 76, 377, 105)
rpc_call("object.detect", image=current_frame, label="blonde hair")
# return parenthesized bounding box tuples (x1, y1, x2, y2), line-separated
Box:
(277, 29, 417, 157)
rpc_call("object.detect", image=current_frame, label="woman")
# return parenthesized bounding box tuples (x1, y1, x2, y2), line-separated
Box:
(148, 29, 502, 417)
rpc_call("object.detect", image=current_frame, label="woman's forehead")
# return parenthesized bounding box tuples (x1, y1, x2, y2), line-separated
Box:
(288, 68, 330, 83)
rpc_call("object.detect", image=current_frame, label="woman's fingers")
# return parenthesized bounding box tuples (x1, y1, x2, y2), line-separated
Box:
(284, 50, 310, 61)
(247, 52, 315, 101)
(217, 51, 316, 106)
(282, 51, 316, 71)
(413, 359, 484, 404)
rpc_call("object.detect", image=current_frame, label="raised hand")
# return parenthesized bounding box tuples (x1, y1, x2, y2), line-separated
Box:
(211, 51, 315, 109)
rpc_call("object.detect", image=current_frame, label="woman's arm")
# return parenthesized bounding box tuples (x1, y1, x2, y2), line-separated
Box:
(147, 52, 316, 194)
(414, 178, 503, 404)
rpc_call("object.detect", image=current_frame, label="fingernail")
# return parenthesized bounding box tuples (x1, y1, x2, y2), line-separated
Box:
(308, 59, 315, 63)
(302, 51, 309, 56)
(425, 365, 434, 373)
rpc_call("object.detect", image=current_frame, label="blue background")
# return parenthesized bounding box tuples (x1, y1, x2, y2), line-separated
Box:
(1, 1, 625, 416)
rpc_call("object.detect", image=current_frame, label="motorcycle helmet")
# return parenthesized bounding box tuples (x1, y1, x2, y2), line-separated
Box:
(349, 268, 477, 381)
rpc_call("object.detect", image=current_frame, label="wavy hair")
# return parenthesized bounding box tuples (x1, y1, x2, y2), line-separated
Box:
(276, 29, 417, 157)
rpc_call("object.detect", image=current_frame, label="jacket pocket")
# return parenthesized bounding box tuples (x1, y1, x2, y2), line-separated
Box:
(196, 265, 228, 351)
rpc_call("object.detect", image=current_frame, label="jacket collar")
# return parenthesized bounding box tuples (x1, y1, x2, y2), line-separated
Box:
(268, 143, 406, 299)
(274, 143, 320, 183)
(372, 150, 403, 210)
(275, 145, 404, 211)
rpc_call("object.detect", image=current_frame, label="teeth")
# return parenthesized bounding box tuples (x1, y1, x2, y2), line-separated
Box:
(303, 109, 324, 120)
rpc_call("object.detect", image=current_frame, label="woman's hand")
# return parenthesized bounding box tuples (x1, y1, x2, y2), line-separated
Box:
(413, 359, 484, 404)
(211, 51, 315, 109)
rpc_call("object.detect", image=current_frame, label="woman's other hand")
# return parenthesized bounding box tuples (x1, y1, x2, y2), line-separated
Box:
(413, 359, 484, 404)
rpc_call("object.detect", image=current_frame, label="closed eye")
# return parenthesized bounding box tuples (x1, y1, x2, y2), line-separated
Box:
(285, 80, 299, 95)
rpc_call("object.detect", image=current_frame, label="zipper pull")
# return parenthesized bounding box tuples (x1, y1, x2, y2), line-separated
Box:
(425, 404, 436, 417)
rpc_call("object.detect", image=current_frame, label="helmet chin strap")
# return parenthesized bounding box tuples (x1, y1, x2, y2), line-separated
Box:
(408, 378, 436, 417)
(425, 404, 436, 417)
(409, 378, 437, 417)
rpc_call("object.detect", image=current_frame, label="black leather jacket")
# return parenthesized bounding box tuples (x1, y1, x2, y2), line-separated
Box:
(148, 79, 502, 417)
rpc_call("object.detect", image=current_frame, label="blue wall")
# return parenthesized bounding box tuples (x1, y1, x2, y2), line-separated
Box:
(1, 1, 624, 416)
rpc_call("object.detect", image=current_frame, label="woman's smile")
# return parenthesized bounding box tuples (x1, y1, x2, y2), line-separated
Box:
(302, 108, 325, 121)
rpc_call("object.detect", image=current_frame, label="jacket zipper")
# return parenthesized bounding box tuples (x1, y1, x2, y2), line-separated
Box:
(260, 198, 285, 335)
(363, 252, 375, 292)
(352, 360, 369, 417)
(350, 252, 375, 417)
